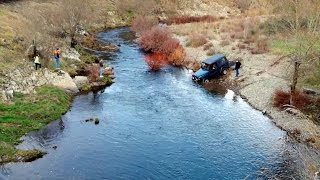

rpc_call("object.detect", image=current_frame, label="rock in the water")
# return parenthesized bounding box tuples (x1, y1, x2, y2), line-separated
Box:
(94, 118, 100, 125)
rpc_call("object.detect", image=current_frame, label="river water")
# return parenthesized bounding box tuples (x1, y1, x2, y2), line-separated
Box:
(0, 28, 306, 179)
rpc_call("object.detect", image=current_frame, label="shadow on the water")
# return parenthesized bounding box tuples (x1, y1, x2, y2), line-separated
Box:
(16, 119, 65, 150)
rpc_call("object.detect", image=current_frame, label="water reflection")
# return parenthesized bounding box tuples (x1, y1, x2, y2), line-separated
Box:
(17, 119, 65, 151)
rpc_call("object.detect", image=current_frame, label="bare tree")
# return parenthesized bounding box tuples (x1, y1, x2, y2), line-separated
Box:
(273, 0, 320, 104)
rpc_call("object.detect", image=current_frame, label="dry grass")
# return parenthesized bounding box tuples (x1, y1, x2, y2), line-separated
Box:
(206, 48, 215, 56)
(187, 34, 208, 47)
(203, 42, 213, 51)
(170, 22, 219, 40)
(0, 0, 119, 71)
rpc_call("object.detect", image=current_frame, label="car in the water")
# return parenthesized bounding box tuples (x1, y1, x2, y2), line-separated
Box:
(192, 54, 230, 82)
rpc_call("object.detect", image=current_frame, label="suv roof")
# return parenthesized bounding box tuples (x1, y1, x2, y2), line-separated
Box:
(203, 54, 225, 65)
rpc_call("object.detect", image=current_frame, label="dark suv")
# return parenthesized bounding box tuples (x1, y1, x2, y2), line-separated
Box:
(192, 54, 230, 82)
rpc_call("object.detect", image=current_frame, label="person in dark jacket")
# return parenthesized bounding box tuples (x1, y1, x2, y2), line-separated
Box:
(235, 60, 242, 77)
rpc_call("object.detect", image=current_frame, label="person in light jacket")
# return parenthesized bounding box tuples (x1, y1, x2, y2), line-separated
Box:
(34, 55, 41, 70)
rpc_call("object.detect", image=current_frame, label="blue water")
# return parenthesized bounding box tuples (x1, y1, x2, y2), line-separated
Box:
(0, 28, 300, 180)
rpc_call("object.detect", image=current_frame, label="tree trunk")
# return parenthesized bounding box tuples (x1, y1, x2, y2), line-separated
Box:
(71, 36, 77, 48)
(32, 39, 37, 57)
(290, 61, 300, 105)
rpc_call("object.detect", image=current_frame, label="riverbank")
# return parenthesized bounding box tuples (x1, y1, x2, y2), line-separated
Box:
(0, 86, 71, 163)
(169, 17, 320, 176)
(170, 17, 320, 149)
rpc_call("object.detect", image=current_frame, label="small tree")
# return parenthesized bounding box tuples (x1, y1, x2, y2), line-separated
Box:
(273, 0, 320, 105)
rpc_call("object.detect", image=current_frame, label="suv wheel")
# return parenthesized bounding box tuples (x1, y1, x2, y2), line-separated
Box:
(222, 69, 227, 75)
(204, 79, 210, 83)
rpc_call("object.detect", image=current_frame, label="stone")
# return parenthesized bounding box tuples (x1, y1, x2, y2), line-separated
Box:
(104, 70, 114, 76)
(61, 48, 81, 61)
(51, 72, 79, 94)
(284, 108, 306, 118)
(315, 171, 320, 180)
(94, 118, 100, 125)
(303, 88, 320, 96)
(262, 109, 267, 115)
(5, 90, 14, 100)
(73, 76, 89, 88)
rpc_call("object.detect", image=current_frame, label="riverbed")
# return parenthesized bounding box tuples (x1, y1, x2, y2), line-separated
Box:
(0, 28, 307, 179)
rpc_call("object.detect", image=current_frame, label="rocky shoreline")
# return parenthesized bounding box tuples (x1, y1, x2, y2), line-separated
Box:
(0, 28, 119, 164)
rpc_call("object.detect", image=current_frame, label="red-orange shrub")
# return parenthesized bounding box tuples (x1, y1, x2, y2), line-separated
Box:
(292, 91, 312, 109)
(145, 52, 168, 71)
(159, 38, 180, 55)
(274, 90, 291, 108)
(131, 16, 158, 35)
(273, 89, 312, 110)
(86, 64, 99, 82)
(138, 25, 185, 69)
(167, 15, 217, 24)
(138, 26, 171, 53)
(168, 47, 186, 66)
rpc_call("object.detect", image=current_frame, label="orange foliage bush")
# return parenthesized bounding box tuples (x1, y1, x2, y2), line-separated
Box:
(145, 53, 168, 71)
(132, 16, 186, 70)
(168, 47, 186, 66)
(138, 26, 171, 53)
(273, 89, 312, 110)
(159, 38, 180, 55)
(137, 25, 185, 69)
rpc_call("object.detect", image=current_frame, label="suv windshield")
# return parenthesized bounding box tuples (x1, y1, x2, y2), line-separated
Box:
(201, 63, 210, 70)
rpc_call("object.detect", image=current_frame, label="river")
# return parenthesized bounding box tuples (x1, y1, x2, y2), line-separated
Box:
(0, 28, 307, 179)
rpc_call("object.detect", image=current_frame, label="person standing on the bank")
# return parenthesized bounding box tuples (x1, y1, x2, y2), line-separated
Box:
(54, 47, 61, 68)
(99, 59, 104, 78)
(34, 54, 41, 70)
(235, 60, 242, 77)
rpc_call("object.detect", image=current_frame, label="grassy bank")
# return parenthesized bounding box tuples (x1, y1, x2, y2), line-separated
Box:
(0, 85, 71, 163)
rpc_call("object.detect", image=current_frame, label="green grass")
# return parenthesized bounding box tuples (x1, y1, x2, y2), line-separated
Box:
(271, 36, 320, 55)
(0, 85, 71, 145)
(271, 39, 295, 54)
(0, 8, 7, 17)
(300, 62, 320, 90)
(75, 45, 99, 64)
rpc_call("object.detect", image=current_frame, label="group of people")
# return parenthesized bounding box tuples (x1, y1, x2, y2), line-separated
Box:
(33, 47, 105, 77)
(33, 47, 61, 70)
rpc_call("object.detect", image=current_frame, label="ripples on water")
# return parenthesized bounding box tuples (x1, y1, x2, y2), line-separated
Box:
(0, 28, 313, 180)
